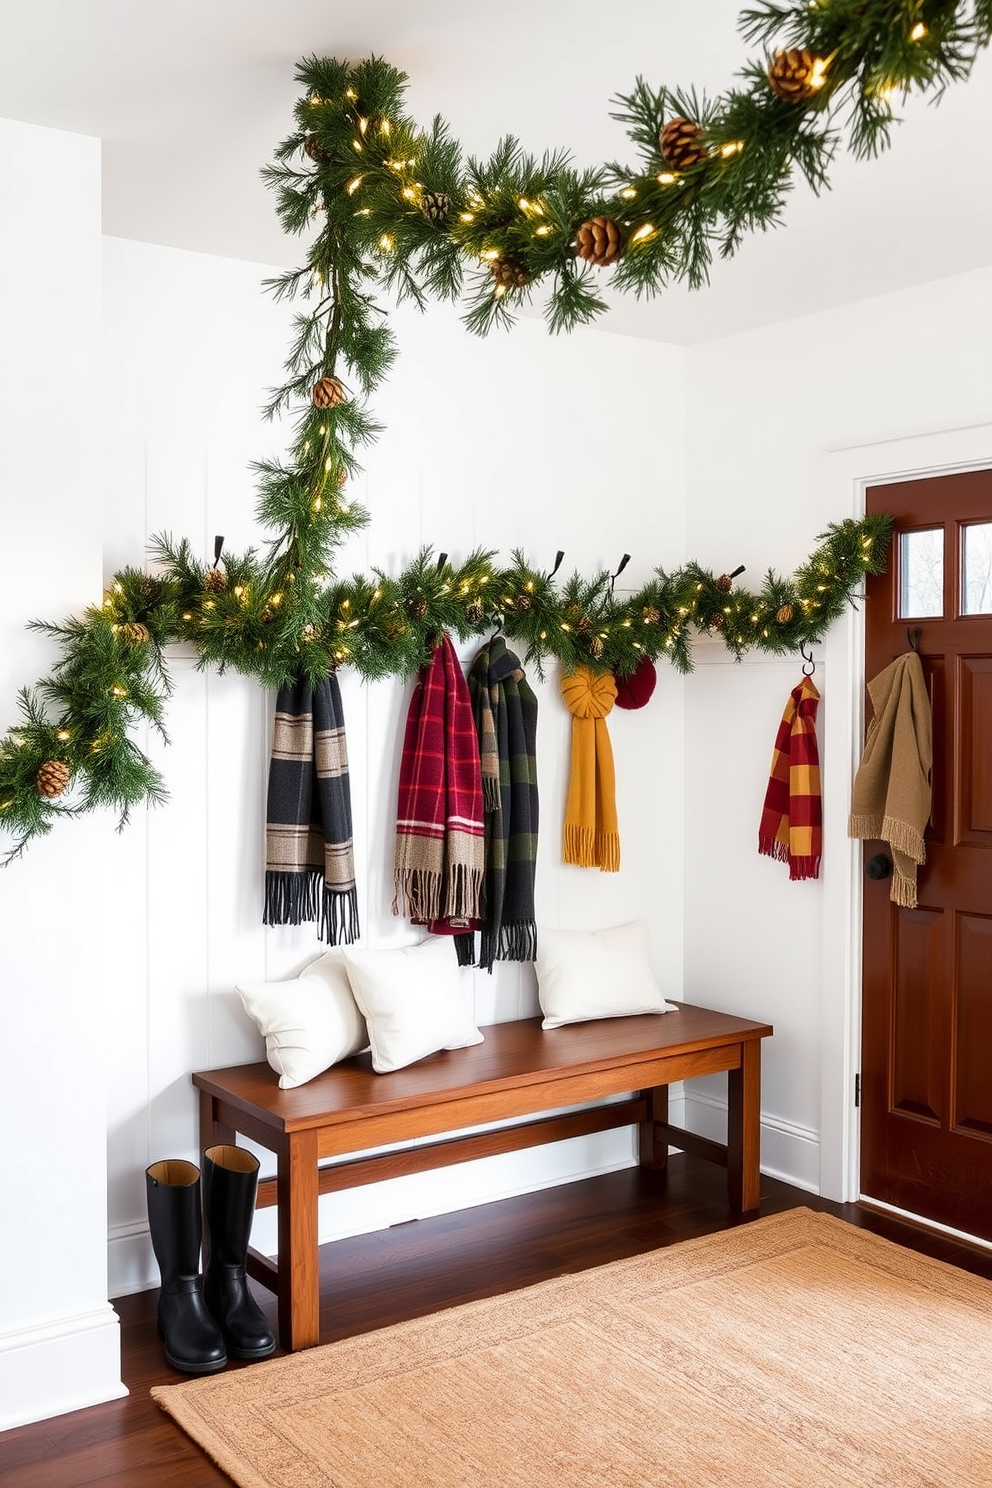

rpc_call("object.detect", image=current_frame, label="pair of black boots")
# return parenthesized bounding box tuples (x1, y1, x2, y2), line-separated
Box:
(145, 1144, 276, 1374)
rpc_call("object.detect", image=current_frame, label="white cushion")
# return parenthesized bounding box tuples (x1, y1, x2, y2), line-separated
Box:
(236, 948, 368, 1089)
(341, 936, 484, 1074)
(535, 920, 678, 1030)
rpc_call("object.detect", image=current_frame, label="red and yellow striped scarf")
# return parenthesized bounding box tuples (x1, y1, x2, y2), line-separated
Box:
(757, 675, 821, 881)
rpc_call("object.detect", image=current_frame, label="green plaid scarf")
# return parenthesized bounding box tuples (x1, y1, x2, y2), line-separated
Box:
(461, 635, 539, 972)
(263, 673, 359, 944)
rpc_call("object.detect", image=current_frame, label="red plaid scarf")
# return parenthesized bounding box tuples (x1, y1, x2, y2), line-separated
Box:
(757, 675, 822, 881)
(394, 633, 485, 937)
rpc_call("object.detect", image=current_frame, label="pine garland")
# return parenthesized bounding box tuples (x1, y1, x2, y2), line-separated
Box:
(6, 0, 987, 859)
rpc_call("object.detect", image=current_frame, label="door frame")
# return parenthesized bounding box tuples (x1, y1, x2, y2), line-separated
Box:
(820, 420, 992, 1204)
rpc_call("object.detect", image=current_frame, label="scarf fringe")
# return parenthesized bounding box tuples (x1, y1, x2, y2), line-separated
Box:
(320, 884, 360, 946)
(263, 869, 322, 927)
(394, 868, 443, 925)
(478, 920, 538, 973)
(443, 862, 486, 923)
(454, 932, 476, 967)
(891, 871, 919, 909)
(563, 825, 620, 872)
(848, 812, 926, 865)
(483, 775, 501, 812)
(789, 856, 821, 881)
(563, 824, 596, 868)
(757, 834, 789, 863)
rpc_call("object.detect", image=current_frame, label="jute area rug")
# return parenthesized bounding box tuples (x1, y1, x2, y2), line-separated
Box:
(152, 1207, 992, 1488)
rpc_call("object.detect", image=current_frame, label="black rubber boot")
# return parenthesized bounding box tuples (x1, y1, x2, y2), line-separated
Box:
(202, 1145, 277, 1360)
(145, 1159, 227, 1375)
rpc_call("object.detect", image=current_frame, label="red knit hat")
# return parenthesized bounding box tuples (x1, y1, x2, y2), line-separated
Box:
(613, 654, 657, 710)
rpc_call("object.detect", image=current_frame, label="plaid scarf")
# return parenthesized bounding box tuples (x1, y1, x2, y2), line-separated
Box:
(462, 635, 539, 971)
(560, 665, 620, 872)
(263, 672, 359, 943)
(757, 674, 822, 881)
(848, 651, 931, 908)
(394, 633, 485, 945)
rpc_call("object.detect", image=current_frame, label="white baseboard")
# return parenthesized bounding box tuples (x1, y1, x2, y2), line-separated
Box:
(0, 1304, 127, 1431)
(110, 1098, 819, 1299)
(110, 1126, 640, 1295)
(678, 1088, 821, 1194)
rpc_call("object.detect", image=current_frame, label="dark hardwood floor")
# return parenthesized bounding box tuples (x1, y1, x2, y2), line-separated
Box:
(3, 1154, 992, 1487)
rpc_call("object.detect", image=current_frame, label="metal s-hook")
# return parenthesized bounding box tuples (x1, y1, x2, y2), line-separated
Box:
(800, 642, 815, 677)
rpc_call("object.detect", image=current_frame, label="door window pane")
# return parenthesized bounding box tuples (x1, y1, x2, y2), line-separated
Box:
(962, 522, 992, 615)
(899, 528, 943, 618)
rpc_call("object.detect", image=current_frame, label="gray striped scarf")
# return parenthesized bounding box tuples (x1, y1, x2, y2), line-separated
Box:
(263, 673, 359, 944)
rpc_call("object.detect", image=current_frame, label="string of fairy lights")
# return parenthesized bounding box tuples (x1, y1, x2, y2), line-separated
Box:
(4, 0, 989, 860)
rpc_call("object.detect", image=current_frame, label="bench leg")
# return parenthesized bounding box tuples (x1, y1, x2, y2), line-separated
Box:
(277, 1130, 321, 1350)
(638, 1085, 670, 1170)
(727, 1039, 762, 1213)
(198, 1089, 237, 1153)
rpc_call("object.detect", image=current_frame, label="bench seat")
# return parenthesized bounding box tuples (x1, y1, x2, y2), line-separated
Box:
(193, 1001, 772, 1350)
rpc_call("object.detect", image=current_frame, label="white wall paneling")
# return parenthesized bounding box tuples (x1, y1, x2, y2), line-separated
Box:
(0, 119, 127, 1429)
(100, 242, 688, 1297)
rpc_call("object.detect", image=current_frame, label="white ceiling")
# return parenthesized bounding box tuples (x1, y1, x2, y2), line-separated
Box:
(2, 0, 991, 344)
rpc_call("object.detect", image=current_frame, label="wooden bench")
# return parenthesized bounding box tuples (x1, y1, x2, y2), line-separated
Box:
(194, 1001, 772, 1351)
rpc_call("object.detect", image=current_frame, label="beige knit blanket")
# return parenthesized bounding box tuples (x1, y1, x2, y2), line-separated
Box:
(848, 651, 932, 908)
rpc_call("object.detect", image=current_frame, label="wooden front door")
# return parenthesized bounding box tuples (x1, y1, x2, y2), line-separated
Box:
(861, 469, 992, 1237)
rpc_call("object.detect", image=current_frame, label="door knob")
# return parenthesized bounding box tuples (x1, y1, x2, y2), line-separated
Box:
(865, 852, 892, 880)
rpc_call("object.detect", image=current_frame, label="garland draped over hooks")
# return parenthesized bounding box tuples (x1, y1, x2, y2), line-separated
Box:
(5, 0, 989, 861)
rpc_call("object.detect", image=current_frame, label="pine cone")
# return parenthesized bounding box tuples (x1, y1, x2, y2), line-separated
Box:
(489, 257, 532, 291)
(467, 600, 486, 624)
(716, 573, 735, 593)
(642, 605, 661, 625)
(303, 132, 332, 163)
(204, 568, 227, 594)
(709, 613, 727, 632)
(575, 217, 627, 267)
(776, 604, 795, 624)
(766, 49, 824, 104)
(420, 191, 451, 225)
(36, 759, 71, 799)
(408, 596, 428, 620)
(515, 593, 533, 613)
(312, 376, 345, 408)
(587, 635, 605, 658)
(120, 622, 150, 644)
(576, 614, 593, 634)
(659, 117, 709, 170)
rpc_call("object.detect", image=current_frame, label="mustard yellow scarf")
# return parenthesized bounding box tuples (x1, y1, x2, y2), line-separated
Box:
(560, 665, 619, 871)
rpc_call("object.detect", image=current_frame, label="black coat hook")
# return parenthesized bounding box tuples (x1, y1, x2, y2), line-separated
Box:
(800, 642, 815, 677)
(549, 550, 565, 579)
(610, 553, 631, 593)
(907, 626, 920, 653)
(436, 552, 448, 572)
(213, 535, 225, 566)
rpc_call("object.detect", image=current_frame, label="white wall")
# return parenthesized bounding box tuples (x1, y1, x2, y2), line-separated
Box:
(100, 238, 688, 1294)
(682, 266, 992, 1197)
(0, 120, 127, 1428)
(10, 107, 992, 1434)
